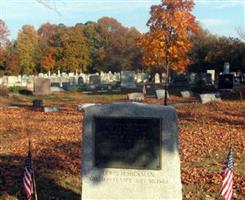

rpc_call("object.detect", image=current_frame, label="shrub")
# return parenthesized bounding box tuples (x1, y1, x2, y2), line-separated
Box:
(8, 86, 26, 93)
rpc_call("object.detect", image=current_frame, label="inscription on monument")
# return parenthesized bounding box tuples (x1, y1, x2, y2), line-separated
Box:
(94, 117, 161, 170)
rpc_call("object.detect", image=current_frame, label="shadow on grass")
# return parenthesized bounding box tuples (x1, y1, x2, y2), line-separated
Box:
(0, 154, 80, 200)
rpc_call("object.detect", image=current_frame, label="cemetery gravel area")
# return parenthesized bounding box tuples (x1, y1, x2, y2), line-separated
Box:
(0, 92, 244, 200)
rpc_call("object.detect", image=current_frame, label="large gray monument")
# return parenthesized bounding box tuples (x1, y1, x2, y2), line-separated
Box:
(81, 103, 182, 200)
(34, 78, 51, 95)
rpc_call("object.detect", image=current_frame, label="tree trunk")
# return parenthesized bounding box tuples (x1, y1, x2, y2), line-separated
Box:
(164, 63, 169, 106)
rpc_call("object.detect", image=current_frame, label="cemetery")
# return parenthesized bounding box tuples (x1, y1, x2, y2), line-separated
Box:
(0, 0, 244, 200)
(0, 68, 245, 199)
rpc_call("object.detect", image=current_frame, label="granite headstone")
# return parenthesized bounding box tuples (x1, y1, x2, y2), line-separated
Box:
(81, 102, 182, 200)
(120, 71, 136, 88)
(34, 78, 51, 95)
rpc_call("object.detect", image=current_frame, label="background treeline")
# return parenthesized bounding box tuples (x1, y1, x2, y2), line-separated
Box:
(0, 17, 244, 75)
(0, 17, 143, 75)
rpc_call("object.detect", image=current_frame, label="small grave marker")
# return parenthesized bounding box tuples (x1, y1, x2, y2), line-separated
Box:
(32, 99, 43, 108)
(181, 90, 193, 98)
(156, 89, 169, 99)
(128, 92, 144, 101)
(44, 106, 60, 112)
(200, 93, 221, 104)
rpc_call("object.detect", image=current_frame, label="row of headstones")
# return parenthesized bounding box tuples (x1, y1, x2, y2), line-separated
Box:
(2, 70, 245, 90)
(0, 71, 170, 89)
(128, 89, 221, 104)
(0, 71, 138, 87)
(0, 71, 218, 90)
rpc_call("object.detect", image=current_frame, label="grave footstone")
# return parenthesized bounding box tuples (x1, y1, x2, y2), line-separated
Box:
(44, 106, 60, 112)
(156, 89, 169, 99)
(51, 86, 64, 92)
(180, 90, 193, 98)
(200, 93, 221, 104)
(77, 103, 97, 111)
(81, 103, 182, 200)
(128, 92, 144, 101)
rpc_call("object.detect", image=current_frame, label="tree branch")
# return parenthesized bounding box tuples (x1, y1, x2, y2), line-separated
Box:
(236, 26, 245, 41)
(35, 0, 62, 16)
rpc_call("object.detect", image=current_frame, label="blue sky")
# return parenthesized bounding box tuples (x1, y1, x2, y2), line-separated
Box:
(1, 0, 244, 39)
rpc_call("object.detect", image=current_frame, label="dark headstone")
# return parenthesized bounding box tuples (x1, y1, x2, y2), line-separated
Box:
(32, 99, 43, 108)
(78, 76, 84, 85)
(145, 84, 159, 97)
(89, 75, 101, 85)
(171, 74, 188, 87)
(120, 71, 136, 88)
(200, 73, 212, 85)
(218, 74, 234, 90)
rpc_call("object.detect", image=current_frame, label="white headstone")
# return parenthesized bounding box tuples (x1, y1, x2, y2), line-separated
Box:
(200, 93, 221, 104)
(155, 73, 160, 83)
(156, 89, 170, 99)
(44, 106, 60, 112)
(181, 90, 193, 98)
(7, 76, 18, 87)
(207, 70, 215, 83)
(128, 92, 144, 101)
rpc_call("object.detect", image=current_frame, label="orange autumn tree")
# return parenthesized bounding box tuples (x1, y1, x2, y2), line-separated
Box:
(41, 47, 56, 71)
(139, 0, 199, 104)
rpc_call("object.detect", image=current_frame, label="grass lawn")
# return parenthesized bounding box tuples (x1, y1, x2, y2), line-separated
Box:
(0, 92, 244, 199)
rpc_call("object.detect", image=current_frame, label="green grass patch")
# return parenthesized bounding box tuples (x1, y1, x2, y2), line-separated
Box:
(8, 86, 26, 93)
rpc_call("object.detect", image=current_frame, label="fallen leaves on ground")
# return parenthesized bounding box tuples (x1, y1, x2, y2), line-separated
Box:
(0, 97, 244, 199)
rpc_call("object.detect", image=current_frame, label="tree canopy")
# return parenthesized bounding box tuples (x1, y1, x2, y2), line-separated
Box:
(0, 14, 244, 75)
(138, 0, 199, 74)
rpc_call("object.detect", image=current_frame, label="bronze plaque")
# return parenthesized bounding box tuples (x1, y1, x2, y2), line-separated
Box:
(94, 117, 161, 170)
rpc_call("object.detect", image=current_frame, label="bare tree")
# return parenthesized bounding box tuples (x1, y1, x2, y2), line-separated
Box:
(35, 0, 62, 16)
(236, 26, 245, 41)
